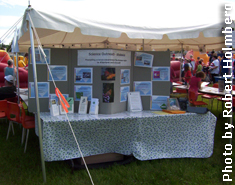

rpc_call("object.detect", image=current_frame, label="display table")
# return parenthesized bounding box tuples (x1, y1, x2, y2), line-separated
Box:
(35, 111, 217, 162)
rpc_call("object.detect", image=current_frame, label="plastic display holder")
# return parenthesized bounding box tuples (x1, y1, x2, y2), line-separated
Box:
(127, 91, 143, 112)
(78, 96, 88, 114)
(50, 99, 60, 116)
(167, 98, 180, 111)
(89, 98, 99, 115)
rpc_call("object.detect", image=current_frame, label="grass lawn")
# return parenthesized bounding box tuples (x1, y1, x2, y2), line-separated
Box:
(0, 98, 234, 185)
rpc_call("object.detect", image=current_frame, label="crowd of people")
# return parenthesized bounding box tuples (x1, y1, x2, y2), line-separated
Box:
(171, 50, 234, 101)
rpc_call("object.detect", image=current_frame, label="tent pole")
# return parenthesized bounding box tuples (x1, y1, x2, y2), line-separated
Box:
(142, 39, 144, 51)
(29, 20, 47, 183)
(16, 53, 20, 104)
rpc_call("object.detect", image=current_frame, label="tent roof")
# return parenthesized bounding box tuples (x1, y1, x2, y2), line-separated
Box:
(16, 7, 232, 52)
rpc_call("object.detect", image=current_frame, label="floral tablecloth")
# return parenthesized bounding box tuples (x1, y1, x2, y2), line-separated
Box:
(35, 111, 217, 162)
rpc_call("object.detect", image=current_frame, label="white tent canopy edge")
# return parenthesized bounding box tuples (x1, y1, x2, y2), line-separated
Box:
(15, 7, 233, 52)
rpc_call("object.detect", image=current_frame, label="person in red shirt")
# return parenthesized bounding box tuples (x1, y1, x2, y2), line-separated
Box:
(183, 64, 192, 85)
(188, 71, 206, 101)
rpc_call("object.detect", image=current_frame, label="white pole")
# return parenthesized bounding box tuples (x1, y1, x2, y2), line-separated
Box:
(16, 53, 20, 104)
(28, 15, 47, 182)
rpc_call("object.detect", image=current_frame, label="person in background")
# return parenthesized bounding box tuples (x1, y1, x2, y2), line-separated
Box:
(172, 53, 175, 60)
(188, 71, 206, 101)
(24, 53, 29, 70)
(194, 57, 200, 74)
(183, 63, 192, 86)
(220, 54, 230, 76)
(4, 59, 16, 77)
(196, 60, 203, 72)
(209, 54, 220, 83)
(209, 51, 215, 66)
(0, 75, 16, 100)
(189, 55, 195, 75)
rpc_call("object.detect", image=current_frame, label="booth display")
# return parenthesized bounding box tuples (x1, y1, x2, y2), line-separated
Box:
(28, 48, 171, 114)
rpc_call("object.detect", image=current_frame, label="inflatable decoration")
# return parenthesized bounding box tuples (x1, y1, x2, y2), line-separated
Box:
(0, 62, 28, 88)
(0, 50, 11, 64)
(185, 50, 209, 65)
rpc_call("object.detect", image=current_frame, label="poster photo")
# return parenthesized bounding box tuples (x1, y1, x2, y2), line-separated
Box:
(48, 65, 67, 81)
(101, 68, 116, 81)
(134, 52, 153, 68)
(74, 68, 93, 83)
(30, 48, 50, 64)
(74, 85, 92, 101)
(29, 82, 49, 98)
(103, 83, 114, 103)
(152, 67, 170, 81)
(133, 81, 152, 96)
(120, 69, 130, 84)
(151, 96, 169, 110)
(120, 86, 130, 102)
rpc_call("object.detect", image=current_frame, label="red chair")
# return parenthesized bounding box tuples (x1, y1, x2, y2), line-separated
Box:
(188, 91, 208, 107)
(201, 83, 219, 110)
(6, 102, 21, 140)
(176, 88, 187, 94)
(0, 100, 8, 123)
(20, 104, 35, 153)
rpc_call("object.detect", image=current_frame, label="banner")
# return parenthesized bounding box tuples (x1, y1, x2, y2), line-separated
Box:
(77, 49, 131, 66)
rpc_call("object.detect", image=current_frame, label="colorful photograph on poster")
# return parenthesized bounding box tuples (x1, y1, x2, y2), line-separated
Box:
(134, 52, 153, 68)
(48, 65, 67, 81)
(152, 67, 170, 81)
(133, 81, 152, 96)
(101, 68, 116, 80)
(151, 96, 169, 110)
(30, 48, 50, 64)
(74, 68, 93, 83)
(74, 85, 92, 101)
(120, 69, 130, 84)
(29, 82, 49, 98)
(120, 86, 130, 102)
(103, 83, 114, 103)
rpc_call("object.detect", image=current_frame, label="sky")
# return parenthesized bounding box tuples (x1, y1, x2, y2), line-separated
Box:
(0, 0, 235, 45)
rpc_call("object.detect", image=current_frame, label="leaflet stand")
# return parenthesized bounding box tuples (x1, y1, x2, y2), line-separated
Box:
(89, 98, 99, 115)
(78, 96, 88, 114)
(50, 99, 60, 116)
(127, 92, 143, 112)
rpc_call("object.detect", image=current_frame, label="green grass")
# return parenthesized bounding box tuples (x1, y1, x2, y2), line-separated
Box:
(0, 98, 235, 185)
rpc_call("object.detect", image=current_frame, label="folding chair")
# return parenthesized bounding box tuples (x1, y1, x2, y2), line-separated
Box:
(0, 100, 8, 123)
(6, 102, 21, 140)
(188, 91, 208, 107)
(20, 105, 35, 153)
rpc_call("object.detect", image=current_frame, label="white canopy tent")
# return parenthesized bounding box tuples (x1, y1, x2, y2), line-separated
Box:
(15, 6, 232, 53)
(12, 3, 234, 183)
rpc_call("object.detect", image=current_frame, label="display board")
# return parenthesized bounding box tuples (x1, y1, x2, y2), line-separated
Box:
(28, 48, 170, 114)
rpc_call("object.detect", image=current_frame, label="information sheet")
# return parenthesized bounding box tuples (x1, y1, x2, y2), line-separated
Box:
(48, 65, 67, 81)
(120, 69, 130, 84)
(29, 82, 49, 98)
(74, 85, 92, 101)
(120, 86, 130, 102)
(127, 92, 143, 112)
(133, 81, 152, 96)
(30, 48, 50, 64)
(134, 52, 153, 68)
(151, 96, 169, 110)
(74, 68, 93, 83)
(152, 67, 170, 81)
